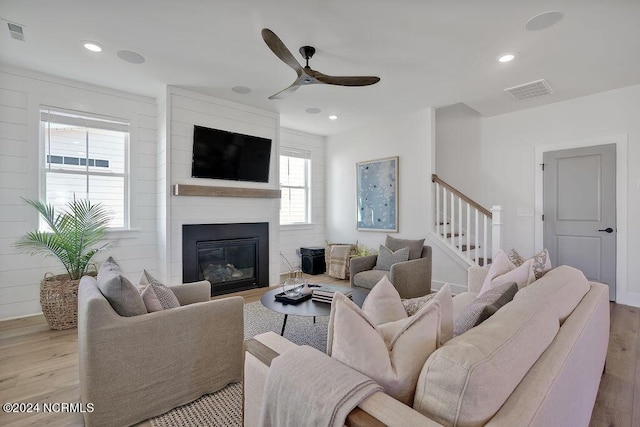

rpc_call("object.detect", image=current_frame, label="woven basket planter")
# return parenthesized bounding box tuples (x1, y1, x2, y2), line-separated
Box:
(40, 270, 96, 330)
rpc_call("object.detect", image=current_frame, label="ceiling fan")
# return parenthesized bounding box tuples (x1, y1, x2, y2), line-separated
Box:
(261, 28, 380, 100)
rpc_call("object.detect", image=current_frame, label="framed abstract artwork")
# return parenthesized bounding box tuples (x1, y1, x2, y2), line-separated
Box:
(356, 156, 398, 232)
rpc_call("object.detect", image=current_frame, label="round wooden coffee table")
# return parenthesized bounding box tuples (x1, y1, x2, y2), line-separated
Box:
(260, 285, 367, 335)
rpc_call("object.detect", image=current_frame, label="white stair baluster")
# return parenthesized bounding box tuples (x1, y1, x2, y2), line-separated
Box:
(443, 187, 448, 243)
(475, 208, 479, 264)
(483, 215, 488, 266)
(458, 197, 463, 253)
(466, 202, 471, 263)
(435, 183, 440, 235)
(450, 191, 455, 247)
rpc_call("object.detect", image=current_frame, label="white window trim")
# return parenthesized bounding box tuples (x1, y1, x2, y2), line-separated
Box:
(280, 148, 312, 226)
(39, 106, 132, 229)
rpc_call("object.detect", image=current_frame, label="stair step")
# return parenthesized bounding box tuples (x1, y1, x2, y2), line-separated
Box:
(478, 258, 492, 267)
(437, 222, 450, 225)
(458, 244, 476, 251)
(442, 232, 463, 238)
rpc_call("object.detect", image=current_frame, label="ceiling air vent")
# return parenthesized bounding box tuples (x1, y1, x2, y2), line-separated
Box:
(7, 22, 25, 41)
(504, 79, 553, 101)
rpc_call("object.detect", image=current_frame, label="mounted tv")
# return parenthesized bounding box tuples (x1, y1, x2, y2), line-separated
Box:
(192, 125, 272, 183)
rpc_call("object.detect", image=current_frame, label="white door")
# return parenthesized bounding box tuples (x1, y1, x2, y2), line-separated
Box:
(543, 144, 616, 300)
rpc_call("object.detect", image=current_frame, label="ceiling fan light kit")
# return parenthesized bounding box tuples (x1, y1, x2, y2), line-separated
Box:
(261, 28, 380, 99)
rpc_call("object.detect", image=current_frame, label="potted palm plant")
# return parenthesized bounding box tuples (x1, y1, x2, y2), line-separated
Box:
(15, 198, 113, 330)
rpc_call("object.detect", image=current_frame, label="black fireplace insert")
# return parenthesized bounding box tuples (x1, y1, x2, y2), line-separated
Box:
(182, 223, 269, 296)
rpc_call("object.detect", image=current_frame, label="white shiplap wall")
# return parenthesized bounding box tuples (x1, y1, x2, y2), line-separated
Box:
(167, 87, 281, 286)
(278, 128, 326, 274)
(0, 66, 158, 320)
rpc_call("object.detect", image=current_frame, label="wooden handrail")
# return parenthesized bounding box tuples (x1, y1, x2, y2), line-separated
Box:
(431, 174, 492, 218)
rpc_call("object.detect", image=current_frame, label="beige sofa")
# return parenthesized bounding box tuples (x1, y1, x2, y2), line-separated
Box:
(244, 265, 609, 426)
(78, 277, 244, 427)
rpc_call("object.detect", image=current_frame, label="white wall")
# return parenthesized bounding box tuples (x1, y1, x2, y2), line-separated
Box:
(0, 65, 158, 320)
(278, 128, 326, 275)
(479, 83, 640, 304)
(166, 87, 280, 286)
(435, 102, 484, 202)
(325, 108, 468, 290)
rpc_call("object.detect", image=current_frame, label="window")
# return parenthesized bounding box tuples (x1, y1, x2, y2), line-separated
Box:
(280, 149, 311, 225)
(41, 107, 129, 228)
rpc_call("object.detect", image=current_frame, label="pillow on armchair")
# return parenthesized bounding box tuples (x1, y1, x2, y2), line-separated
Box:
(374, 245, 410, 270)
(385, 235, 425, 260)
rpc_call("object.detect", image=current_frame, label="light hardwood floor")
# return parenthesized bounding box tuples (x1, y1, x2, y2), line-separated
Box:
(0, 276, 636, 426)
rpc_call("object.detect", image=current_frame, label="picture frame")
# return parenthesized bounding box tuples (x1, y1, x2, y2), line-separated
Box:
(356, 156, 398, 232)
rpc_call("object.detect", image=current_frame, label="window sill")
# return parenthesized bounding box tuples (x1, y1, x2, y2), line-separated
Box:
(280, 223, 316, 231)
(105, 228, 141, 239)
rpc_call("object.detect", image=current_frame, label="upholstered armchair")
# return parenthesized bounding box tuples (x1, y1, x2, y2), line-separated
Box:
(78, 276, 244, 427)
(350, 237, 432, 298)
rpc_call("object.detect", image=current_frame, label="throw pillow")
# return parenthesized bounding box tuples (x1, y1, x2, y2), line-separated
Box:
(97, 257, 147, 317)
(478, 250, 536, 295)
(374, 245, 410, 271)
(385, 235, 425, 260)
(509, 248, 552, 280)
(402, 293, 436, 317)
(327, 292, 442, 405)
(454, 282, 518, 336)
(139, 270, 180, 310)
(362, 276, 408, 325)
(139, 284, 164, 312)
(402, 285, 453, 345)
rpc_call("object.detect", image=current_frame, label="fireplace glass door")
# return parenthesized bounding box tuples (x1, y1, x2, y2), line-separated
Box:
(197, 238, 257, 288)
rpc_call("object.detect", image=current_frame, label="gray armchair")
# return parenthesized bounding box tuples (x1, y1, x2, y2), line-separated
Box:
(78, 276, 244, 427)
(350, 244, 432, 298)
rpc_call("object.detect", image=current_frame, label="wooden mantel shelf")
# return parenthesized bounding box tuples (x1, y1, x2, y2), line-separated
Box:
(173, 184, 281, 199)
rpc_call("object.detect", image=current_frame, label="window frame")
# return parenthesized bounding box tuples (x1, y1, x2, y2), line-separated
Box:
(279, 148, 312, 226)
(39, 106, 131, 230)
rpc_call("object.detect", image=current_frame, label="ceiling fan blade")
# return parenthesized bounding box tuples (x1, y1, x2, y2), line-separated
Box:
(268, 83, 302, 100)
(262, 28, 303, 76)
(312, 70, 380, 87)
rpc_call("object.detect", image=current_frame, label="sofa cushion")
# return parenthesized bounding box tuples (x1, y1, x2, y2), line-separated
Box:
(362, 276, 408, 325)
(385, 235, 425, 260)
(327, 291, 443, 405)
(515, 265, 590, 324)
(374, 245, 409, 270)
(413, 295, 559, 426)
(353, 269, 389, 290)
(96, 257, 147, 317)
(454, 282, 518, 336)
(139, 270, 180, 310)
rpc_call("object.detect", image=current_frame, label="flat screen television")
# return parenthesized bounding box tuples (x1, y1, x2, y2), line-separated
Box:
(191, 125, 272, 183)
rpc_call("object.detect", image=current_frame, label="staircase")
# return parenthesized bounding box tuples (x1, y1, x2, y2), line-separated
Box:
(431, 174, 502, 268)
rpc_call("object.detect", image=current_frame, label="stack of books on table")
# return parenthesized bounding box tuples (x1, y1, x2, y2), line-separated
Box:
(311, 285, 353, 304)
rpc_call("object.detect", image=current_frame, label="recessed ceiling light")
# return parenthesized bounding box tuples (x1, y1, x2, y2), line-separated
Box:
(232, 85, 251, 94)
(498, 53, 515, 63)
(305, 107, 321, 114)
(117, 50, 145, 64)
(525, 11, 563, 31)
(83, 41, 102, 52)
(329, 114, 338, 120)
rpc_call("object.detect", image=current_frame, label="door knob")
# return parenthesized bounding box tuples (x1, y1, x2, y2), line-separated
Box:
(598, 227, 614, 233)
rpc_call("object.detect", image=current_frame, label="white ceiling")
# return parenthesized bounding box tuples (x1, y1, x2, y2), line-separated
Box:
(1, 0, 639, 136)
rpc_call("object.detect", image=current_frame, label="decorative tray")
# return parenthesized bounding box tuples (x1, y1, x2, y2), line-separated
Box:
(274, 292, 312, 305)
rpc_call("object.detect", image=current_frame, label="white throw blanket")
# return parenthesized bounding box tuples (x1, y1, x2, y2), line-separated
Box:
(259, 345, 382, 427)
(327, 244, 351, 279)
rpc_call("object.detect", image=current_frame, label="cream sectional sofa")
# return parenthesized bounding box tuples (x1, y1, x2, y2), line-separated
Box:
(244, 265, 609, 426)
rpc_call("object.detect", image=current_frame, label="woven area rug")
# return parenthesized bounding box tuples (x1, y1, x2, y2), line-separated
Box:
(150, 300, 329, 426)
